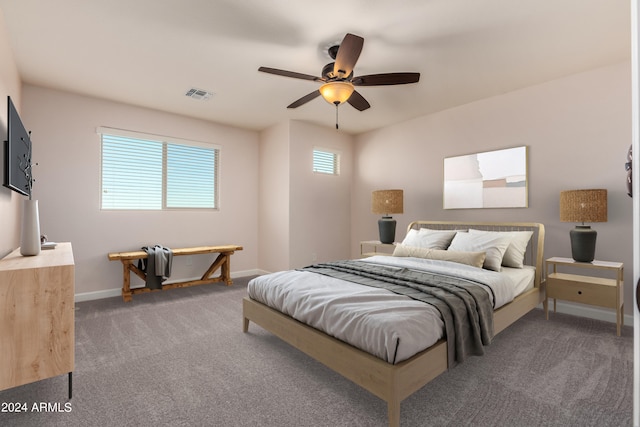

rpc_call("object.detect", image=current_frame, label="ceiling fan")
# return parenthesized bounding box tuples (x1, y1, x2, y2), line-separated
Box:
(258, 33, 420, 122)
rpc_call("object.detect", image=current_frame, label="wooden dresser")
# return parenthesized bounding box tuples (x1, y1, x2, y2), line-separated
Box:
(0, 242, 75, 397)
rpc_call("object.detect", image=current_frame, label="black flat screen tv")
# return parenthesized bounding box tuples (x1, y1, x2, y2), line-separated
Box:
(3, 96, 32, 197)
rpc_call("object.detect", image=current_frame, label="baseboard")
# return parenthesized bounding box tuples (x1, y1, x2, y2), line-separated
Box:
(75, 287, 122, 302)
(74, 269, 263, 302)
(538, 301, 633, 329)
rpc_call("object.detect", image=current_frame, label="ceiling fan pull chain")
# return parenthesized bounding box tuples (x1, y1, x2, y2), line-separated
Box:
(335, 103, 339, 130)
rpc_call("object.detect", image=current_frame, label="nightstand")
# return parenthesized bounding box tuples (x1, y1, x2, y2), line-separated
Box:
(360, 240, 396, 257)
(545, 257, 624, 336)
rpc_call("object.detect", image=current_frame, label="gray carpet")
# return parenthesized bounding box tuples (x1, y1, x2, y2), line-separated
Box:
(0, 276, 632, 426)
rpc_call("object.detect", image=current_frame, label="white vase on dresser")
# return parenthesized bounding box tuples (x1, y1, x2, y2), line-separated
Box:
(20, 198, 41, 256)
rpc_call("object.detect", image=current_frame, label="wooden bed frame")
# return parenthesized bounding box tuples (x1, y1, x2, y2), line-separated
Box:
(242, 221, 545, 427)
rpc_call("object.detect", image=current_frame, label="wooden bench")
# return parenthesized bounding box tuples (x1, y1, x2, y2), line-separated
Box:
(108, 245, 243, 302)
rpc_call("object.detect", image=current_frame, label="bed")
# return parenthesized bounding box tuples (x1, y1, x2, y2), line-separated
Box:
(242, 221, 545, 426)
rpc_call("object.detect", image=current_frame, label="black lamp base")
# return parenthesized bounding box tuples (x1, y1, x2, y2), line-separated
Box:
(569, 225, 597, 263)
(378, 216, 397, 244)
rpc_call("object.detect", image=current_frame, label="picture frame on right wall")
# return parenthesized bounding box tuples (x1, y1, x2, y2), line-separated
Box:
(443, 145, 528, 209)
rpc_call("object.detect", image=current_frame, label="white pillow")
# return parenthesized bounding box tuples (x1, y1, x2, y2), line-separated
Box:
(468, 229, 533, 269)
(392, 244, 486, 268)
(447, 231, 511, 271)
(400, 228, 457, 250)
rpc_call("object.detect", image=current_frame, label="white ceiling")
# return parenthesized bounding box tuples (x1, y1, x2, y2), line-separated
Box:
(0, 0, 631, 135)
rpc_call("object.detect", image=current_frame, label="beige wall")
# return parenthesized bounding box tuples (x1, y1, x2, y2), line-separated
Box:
(0, 10, 22, 257)
(2, 77, 356, 296)
(259, 120, 353, 272)
(21, 85, 260, 296)
(352, 61, 633, 317)
(18, 87, 354, 296)
(288, 120, 353, 267)
(258, 122, 291, 272)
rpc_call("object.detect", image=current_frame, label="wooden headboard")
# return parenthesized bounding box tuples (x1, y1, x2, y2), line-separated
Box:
(407, 220, 545, 288)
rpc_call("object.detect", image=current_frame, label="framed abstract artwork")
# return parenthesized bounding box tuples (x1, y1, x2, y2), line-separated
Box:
(443, 146, 528, 209)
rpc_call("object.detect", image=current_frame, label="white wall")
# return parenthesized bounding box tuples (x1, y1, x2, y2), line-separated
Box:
(22, 85, 259, 296)
(0, 9, 22, 257)
(353, 61, 634, 317)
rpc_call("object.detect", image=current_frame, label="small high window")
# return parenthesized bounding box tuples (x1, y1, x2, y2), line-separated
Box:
(313, 148, 340, 175)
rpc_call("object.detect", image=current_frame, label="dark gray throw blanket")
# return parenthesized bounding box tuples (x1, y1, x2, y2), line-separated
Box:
(301, 260, 495, 368)
(138, 245, 173, 290)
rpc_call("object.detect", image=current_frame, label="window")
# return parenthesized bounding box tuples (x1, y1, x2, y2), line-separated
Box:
(313, 148, 340, 175)
(99, 127, 219, 210)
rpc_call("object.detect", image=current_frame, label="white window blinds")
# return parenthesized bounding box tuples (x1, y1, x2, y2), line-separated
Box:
(99, 128, 219, 210)
(313, 148, 340, 175)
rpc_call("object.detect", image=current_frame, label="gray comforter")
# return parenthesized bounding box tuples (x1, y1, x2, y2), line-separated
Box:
(301, 260, 495, 367)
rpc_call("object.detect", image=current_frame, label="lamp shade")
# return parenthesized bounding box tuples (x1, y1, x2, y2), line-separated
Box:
(560, 189, 608, 223)
(319, 82, 355, 105)
(372, 190, 404, 215)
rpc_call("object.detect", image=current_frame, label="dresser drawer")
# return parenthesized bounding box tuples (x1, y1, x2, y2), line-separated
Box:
(547, 273, 618, 309)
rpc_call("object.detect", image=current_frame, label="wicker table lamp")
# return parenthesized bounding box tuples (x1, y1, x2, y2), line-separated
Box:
(372, 190, 403, 244)
(560, 189, 607, 262)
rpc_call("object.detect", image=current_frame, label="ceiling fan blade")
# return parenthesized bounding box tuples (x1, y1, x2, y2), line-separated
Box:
(287, 90, 321, 109)
(258, 66, 321, 82)
(334, 33, 364, 78)
(347, 90, 370, 111)
(352, 72, 420, 86)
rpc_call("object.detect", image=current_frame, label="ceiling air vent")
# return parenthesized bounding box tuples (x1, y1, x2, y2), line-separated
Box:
(185, 88, 214, 101)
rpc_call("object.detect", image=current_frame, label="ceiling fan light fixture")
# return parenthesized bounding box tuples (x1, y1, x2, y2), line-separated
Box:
(319, 81, 354, 105)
